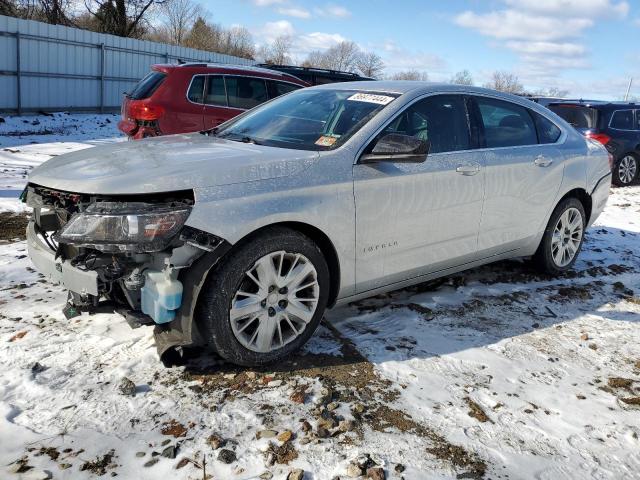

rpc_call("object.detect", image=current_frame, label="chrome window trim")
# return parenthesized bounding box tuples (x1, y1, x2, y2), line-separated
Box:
(353, 91, 567, 164)
(185, 73, 303, 109)
(608, 109, 639, 131)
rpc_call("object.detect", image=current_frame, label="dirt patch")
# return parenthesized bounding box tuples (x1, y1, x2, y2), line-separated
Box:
(620, 397, 640, 406)
(161, 419, 188, 438)
(265, 441, 298, 465)
(464, 397, 492, 423)
(183, 320, 488, 477)
(548, 285, 594, 303)
(79, 449, 117, 476)
(367, 404, 486, 478)
(0, 212, 28, 242)
(608, 377, 634, 390)
(36, 446, 60, 461)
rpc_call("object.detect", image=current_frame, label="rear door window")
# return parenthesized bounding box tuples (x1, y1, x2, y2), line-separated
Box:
(129, 71, 166, 100)
(267, 81, 301, 99)
(205, 76, 227, 106)
(187, 75, 205, 103)
(531, 111, 562, 144)
(610, 109, 634, 130)
(475, 97, 537, 148)
(548, 104, 598, 130)
(226, 76, 268, 109)
(636, 110, 640, 130)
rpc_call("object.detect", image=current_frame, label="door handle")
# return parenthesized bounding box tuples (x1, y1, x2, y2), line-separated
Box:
(455, 164, 481, 176)
(534, 156, 553, 167)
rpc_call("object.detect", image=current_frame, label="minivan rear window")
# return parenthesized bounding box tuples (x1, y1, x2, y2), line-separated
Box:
(549, 105, 598, 130)
(128, 71, 166, 100)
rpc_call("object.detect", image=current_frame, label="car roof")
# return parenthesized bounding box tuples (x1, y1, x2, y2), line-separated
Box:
(548, 99, 639, 109)
(256, 64, 374, 80)
(152, 63, 308, 85)
(310, 80, 530, 100)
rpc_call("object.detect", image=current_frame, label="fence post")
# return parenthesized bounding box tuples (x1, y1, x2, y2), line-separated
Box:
(99, 43, 105, 113)
(165, 51, 169, 63)
(16, 32, 21, 115)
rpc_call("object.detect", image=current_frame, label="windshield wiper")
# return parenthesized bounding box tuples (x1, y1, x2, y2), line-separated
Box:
(200, 126, 220, 136)
(218, 132, 262, 145)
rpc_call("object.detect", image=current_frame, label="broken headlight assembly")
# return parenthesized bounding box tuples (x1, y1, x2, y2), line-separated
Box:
(54, 201, 191, 253)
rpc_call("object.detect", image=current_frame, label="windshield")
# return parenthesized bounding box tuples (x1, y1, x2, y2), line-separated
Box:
(215, 89, 398, 150)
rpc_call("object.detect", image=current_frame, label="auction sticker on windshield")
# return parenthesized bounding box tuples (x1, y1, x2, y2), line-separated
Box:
(347, 93, 395, 105)
(315, 135, 338, 147)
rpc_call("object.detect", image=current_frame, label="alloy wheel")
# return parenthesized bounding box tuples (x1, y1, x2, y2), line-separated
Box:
(618, 155, 637, 185)
(230, 251, 320, 353)
(550, 207, 584, 267)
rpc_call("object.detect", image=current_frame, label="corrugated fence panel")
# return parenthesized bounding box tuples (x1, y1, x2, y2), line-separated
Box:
(0, 14, 254, 113)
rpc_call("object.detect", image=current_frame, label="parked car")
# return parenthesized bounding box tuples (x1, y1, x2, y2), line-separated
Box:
(257, 64, 374, 85)
(548, 100, 639, 186)
(118, 63, 309, 139)
(25, 82, 610, 366)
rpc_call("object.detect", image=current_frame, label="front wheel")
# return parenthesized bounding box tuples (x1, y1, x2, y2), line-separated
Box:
(533, 197, 586, 275)
(612, 154, 638, 187)
(197, 227, 330, 366)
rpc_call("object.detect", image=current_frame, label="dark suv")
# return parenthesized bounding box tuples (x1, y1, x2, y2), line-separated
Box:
(257, 64, 374, 85)
(548, 100, 639, 186)
(118, 63, 308, 139)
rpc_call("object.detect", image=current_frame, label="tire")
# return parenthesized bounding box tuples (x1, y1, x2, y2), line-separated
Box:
(612, 153, 638, 187)
(196, 226, 330, 366)
(533, 197, 586, 275)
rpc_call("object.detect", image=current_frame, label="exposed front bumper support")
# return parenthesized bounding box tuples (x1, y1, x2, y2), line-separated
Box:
(26, 221, 99, 296)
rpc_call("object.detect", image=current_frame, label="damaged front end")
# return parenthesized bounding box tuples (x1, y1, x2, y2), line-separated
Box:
(24, 184, 228, 358)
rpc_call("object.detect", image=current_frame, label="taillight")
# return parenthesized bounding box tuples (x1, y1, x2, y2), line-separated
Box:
(585, 132, 611, 145)
(129, 102, 165, 121)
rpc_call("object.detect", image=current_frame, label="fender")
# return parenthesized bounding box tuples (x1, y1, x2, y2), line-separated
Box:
(154, 242, 231, 360)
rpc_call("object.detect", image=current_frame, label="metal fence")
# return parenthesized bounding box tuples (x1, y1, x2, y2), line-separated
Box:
(0, 15, 255, 114)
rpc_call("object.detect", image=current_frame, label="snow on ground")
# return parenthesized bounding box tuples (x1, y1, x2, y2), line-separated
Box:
(0, 124, 639, 479)
(0, 112, 123, 200)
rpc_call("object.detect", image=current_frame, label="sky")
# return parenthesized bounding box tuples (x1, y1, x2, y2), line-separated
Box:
(199, 0, 640, 100)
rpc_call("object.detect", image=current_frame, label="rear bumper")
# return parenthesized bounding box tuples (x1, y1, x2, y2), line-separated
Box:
(588, 171, 611, 227)
(26, 221, 99, 296)
(117, 119, 160, 140)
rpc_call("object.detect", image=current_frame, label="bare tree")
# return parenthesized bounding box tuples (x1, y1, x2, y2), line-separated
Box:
(484, 71, 524, 94)
(450, 69, 473, 86)
(183, 16, 217, 50)
(220, 25, 255, 59)
(303, 41, 361, 72)
(1, 0, 19, 16)
(356, 51, 384, 78)
(390, 70, 429, 81)
(161, 0, 201, 45)
(258, 35, 292, 65)
(300, 50, 325, 68)
(531, 86, 569, 98)
(84, 0, 166, 38)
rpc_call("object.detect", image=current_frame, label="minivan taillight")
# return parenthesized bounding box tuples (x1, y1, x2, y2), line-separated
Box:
(585, 132, 611, 145)
(129, 102, 165, 121)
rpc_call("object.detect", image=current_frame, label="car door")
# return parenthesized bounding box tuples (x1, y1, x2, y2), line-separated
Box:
(353, 94, 485, 293)
(202, 75, 233, 129)
(471, 95, 565, 255)
(165, 74, 205, 134)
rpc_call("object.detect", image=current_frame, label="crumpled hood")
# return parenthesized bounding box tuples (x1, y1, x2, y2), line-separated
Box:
(28, 133, 319, 194)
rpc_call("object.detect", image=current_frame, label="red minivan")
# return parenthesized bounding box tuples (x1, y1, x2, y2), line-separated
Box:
(118, 63, 309, 139)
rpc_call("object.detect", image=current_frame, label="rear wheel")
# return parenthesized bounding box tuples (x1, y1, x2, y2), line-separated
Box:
(612, 154, 638, 186)
(533, 197, 586, 275)
(197, 227, 330, 366)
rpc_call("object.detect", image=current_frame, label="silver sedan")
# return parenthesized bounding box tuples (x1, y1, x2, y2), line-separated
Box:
(25, 82, 611, 366)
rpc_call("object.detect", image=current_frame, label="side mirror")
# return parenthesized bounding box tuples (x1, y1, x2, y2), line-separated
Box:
(360, 133, 429, 163)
